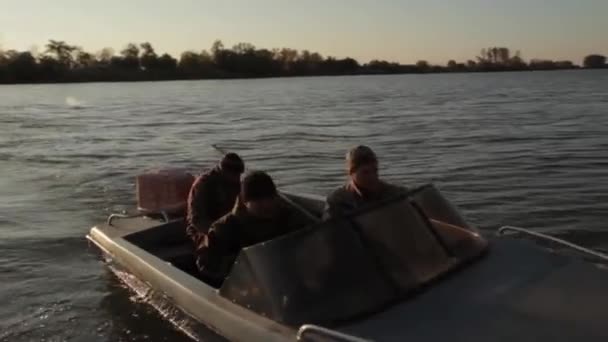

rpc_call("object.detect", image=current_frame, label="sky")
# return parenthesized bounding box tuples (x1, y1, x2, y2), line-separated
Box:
(1, 0, 606, 64)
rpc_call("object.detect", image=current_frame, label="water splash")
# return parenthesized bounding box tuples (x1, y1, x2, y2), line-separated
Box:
(108, 265, 210, 341)
(65, 96, 85, 109)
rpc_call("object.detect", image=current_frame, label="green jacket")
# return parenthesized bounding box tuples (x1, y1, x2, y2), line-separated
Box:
(197, 198, 312, 286)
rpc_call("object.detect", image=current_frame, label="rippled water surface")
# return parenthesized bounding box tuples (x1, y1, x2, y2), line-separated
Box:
(1, 70, 608, 341)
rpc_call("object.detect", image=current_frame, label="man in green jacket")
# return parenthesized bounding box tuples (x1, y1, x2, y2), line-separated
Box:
(196, 171, 312, 287)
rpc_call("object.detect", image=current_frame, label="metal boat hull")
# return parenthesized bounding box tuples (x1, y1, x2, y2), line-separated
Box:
(88, 193, 608, 341)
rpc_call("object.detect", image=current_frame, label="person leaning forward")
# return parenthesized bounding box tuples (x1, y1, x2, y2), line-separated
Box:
(196, 171, 312, 287)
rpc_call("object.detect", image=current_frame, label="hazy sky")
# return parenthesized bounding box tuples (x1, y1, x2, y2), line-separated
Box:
(1, 0, 606, 64)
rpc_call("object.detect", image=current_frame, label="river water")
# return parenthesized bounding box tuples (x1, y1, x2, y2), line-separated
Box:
(1, 70, 608, 341)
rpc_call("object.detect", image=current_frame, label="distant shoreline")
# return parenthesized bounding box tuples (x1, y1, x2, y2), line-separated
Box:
(0, 68, 608, 86)
(1, 40, 606, 85)
(1, 68, 606, 86)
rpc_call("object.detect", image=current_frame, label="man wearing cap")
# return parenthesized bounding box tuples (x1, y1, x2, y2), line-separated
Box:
(196, 171, 312, 287)
(324, 145, 408, 219)
(186, 153, 245, 249)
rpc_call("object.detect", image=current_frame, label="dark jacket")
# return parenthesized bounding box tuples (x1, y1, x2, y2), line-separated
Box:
(186, 167, 240, 246)
(196, 198, 312, 286)
(324, 181, 407, 219)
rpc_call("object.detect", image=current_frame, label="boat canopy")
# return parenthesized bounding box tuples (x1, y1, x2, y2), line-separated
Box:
(219, 184, 488, 326)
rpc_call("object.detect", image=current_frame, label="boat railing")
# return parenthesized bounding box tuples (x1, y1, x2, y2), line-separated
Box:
(297, 324, 373, 342)
(498, 226, 608, 262)
(107, 211, 169, 226)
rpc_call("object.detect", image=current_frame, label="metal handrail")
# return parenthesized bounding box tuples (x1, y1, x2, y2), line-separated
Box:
(498, 226, 608, 262)
(297, 324, 372, 342)
(107, 211, 169, 226)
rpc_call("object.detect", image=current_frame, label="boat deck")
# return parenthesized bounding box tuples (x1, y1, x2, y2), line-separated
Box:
(341, 237, 608, 342)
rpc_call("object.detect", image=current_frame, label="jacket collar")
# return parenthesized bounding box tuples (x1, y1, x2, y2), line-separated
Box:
(347, 179, 389, 199)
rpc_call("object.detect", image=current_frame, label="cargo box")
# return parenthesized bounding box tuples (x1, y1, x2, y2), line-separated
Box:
(136, 168, 195, 216)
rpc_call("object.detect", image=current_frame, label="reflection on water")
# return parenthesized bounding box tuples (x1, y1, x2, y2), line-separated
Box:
(1, 70, 608, 340)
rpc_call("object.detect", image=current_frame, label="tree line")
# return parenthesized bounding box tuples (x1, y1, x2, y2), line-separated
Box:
(0, 40, 606, 84)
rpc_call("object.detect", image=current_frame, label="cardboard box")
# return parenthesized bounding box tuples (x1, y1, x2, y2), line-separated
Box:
(136, 168, 195, 215)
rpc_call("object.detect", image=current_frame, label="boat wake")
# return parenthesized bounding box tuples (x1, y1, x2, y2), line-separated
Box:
(107, 265, 225, 342)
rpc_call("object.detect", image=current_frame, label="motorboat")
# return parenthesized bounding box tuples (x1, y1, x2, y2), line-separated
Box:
(87, 170, 608, 342)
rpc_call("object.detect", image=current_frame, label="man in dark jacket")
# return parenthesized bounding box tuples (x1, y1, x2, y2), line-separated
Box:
(324, 145, 407, 219)
(186, 153, 245, 248)
(196, 171, 312, 287)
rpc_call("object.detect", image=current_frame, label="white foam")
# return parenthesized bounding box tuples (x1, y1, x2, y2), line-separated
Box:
(66, 96, 86, 108)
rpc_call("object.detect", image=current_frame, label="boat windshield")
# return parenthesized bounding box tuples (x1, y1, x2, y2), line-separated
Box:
(410, 184, 479, 234)
(219, 184, 488, 326)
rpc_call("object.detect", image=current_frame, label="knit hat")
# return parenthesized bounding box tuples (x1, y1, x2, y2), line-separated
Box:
(241, 171, 278, 201)
(220, 153, 245, 173)
(346, 145, 378, 174)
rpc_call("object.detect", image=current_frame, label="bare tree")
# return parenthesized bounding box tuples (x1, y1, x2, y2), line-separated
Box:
(45, 40, 77, 67)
